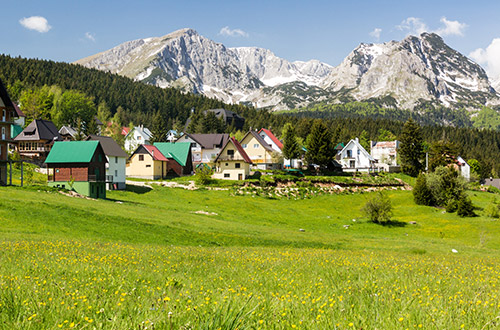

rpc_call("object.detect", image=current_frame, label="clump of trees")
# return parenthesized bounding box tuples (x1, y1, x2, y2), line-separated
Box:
(413, 166, 475, 217)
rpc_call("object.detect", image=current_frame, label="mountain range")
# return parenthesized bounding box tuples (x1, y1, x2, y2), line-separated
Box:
(75, 28, 500, 111)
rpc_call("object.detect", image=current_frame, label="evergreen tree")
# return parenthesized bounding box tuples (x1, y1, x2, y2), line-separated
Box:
(305, 120, 334, 167)
(457, 194, 476, 217)
(413, 173, 434, 206)
(281, 123, 301, 161)
(150, 110, 168, 143)
(399, 118, 424, 177)
(85, 116, 99, 135)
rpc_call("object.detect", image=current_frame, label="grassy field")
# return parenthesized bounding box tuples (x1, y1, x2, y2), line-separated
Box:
(1, 180, 500, 329)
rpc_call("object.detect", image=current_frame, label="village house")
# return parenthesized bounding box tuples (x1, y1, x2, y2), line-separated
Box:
(59, 126, 80, 141)
(370, 140, 401, 172)
(10, 104, 25, 140)
(124, 125, 152, 153)
(0, 79, 17, 185)
(456, 156, 470, 181)
(176, 133, 229, 164)
(14, 119, 61, 162)
(127, 145, 168, 180)
(212, 137, 252, 180)
(86, 135, 128, 189)
(258, 128, 283, 153)
(153, 142, 193, 176)
(45, 141, 109, 198)
(338, 138, 376, 172)
(240, 130, 281, 170)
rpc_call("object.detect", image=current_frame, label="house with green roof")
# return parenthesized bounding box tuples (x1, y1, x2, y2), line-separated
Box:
(153, 142, 193, 176)
(45, 141, 109, 198)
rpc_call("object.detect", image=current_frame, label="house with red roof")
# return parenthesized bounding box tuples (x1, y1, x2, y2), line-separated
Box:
(258, 128, 283, 152)
(212, 137, 252, 180)
(240, 130, 282, 170)
(126, 143, 193, 179)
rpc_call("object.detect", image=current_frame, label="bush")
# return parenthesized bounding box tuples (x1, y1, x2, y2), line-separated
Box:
(457, 194, 476, 217)
(195, 166, 213, 185)
(362, 192, 393, 224)
(426, 166, 466, 207)
(484, 200, 500, 218)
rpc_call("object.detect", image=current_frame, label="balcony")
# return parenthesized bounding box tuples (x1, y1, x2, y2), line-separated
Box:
(89, 174, 114, 182)
(217, 154, 246, 161)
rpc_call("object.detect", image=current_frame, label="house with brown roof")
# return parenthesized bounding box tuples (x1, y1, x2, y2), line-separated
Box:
(240, 130, 281, 170)
(176, 133, 229, 164)
(0, 79, 18, 185)
(212, 137, 252, 180)
(14, 119, 61, 161)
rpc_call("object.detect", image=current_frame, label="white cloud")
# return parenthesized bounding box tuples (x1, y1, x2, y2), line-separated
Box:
(369, 28, 382, 41)
(469, 38, 500, 80)
(219, 26, 249, 38)
(19, 16, 51, 33)
(397, 17, 429, 35)
(397, 16, 467, 37)
(85, 32, 96, 42)
(435, 17, 467, 37)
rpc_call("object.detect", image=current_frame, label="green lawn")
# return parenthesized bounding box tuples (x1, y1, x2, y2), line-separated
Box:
(1, 183, 499, 329)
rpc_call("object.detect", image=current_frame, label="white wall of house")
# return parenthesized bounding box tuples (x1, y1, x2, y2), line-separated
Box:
(124, 127, 151, 153)
(177, 135, 202, 163)
(339, 139, 374, 169)
(106, 155, 127, 189)
(457, 156, 470, 181)
(259, 132, 282, 153)
(371, 141, 399, 166)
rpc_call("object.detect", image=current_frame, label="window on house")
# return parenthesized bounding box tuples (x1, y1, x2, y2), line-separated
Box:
(235, 163, 241, 168)
(137, 136, 142, 140)
(347, 150, 352, 158)
(357, 149, 360, 155)
(254, 144, 259, 148)
(115, 157, 118, 163)
(242, 144, 247, 148)
(115, 170, 118, 177)
(225, 163, 228, 166)
(191, 143, 196, 148)
(139, 155, 144, 161)
(224, 173, 230, 178)
(146, 164, 151, 168)
(227, 149, 234, 156)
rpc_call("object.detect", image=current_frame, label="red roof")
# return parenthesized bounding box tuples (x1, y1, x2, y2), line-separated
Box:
(215, 137, 252, 164)
(121, 127, 130, 136)
(259, 128, 283, 150)
(143, 145, 168, 161)
(13, 103, 25, 117)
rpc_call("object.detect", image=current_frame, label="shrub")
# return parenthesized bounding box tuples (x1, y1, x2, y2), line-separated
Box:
(483, 201, 500, 218)
(195, 166, 213, 185)
(457, 194, 476, 217)
(362, 192, 393, 224)
(426, 166, 466, 208)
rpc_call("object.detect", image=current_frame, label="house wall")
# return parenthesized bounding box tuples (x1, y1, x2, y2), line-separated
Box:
(178, 135, 202, 163)
(339, 142, 372, 169)
(53, 165, 88, 181)
(48, 181, 106, 198)
(0, 105, 14, 162)
(259, 132, 282, 152)
(212, 160, 250, 180)
(106, 156, 127, 189)
(240, 135, 273, 165)
(124, 129, 149, 153)
(127, 153, 165, 179)
(0, 162, 7, 185)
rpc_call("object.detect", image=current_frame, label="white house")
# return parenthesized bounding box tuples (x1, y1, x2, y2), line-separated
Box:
(338, 138, 376, 172)
(370, 140, 401, 172)
(176, 133, 229, 164)
(87, 135, 128, 189)
(124, 125, 152, 153)
(456, 156, 470, 181)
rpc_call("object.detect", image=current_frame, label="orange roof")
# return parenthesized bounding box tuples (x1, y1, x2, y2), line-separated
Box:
(121, 127, 130, 136)
(259, 128, 283, 150)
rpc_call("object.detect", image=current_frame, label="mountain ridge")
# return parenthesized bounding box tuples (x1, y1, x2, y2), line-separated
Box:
(75, 28, 499, 111)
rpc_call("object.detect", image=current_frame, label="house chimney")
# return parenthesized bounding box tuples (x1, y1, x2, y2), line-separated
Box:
(355, 137, 359, 143)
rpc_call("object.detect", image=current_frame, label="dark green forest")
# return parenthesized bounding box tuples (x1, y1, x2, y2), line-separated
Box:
(2, 54, 500, 176)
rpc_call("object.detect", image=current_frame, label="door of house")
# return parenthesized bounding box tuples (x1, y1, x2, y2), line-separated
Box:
(1, 127, 5, 140)
(238, 173, 243, 180)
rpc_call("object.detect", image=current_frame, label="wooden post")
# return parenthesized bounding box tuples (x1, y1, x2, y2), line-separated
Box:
(20, 161, 23, 187)
(9, 160, 12, 186)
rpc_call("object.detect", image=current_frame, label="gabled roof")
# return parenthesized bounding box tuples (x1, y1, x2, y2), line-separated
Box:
(14, 119, 62, 142)
(241, 131, 274, 152)
(134, 144, 168, 161)
(121, 127, 130, 136)
(45, 141, 104, 163)
(259, 128, 283, 150)
(214, 137, 252, 164)
(125, 126, 152, 140)
(371, 141, 399, 149)
(185, 133, 229, 149)
(86, 134, 128, 158)
(13, 103, 25, 117)
(341, 139, 375, 161)
(59, 126, 78, 137)
(153, 142, 191, 166)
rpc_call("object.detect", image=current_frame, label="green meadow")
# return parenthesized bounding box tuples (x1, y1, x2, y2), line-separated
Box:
(1, 180, 499, 329)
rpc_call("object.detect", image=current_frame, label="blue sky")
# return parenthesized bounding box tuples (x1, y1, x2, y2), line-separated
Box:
(2, 0, 500, 78)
